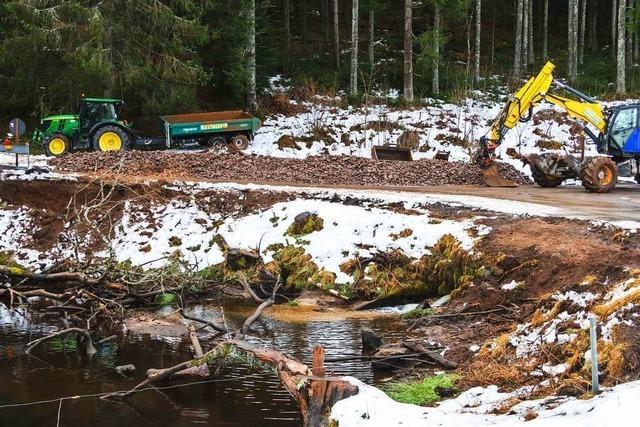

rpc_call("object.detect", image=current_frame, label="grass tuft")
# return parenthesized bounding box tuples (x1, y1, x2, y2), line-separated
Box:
(384, 374, 457, 406)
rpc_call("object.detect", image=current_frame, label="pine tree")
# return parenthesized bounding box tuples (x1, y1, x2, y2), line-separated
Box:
(433, 1, 441, 95)
(404, 0, 414, 100)
(618, 0, 626, 93)
(542, 0, 549, 59)
(333, 0, 340, 68)
(350, 0, 359, 95)
(474, 0, 481, 82)
(514, 0, 524, 78)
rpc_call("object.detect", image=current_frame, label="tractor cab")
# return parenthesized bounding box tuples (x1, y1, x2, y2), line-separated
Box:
(35, 97, 133, 156)
(78, 98, 122, 139)
(604, 104, 640, 159)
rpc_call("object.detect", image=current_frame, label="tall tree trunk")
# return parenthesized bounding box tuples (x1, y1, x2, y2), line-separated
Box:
(589, 0, 598, 50)
(322, 0, 330, 45)
(403, 0, 413, 100)
(333, 0, 340, 68)
(285, 0, 291, 53)
(246, 0, 257, 112)
(433, 2, 441, 95)
(635, 0, 639, 61)
(542, 0, 548, 59)
(527, 0, 534, 65)
(369, 10, 375, 67)
(522, 0, 529, 71)
(514, 0, 524, 78)
(491, 1, 496, 68)
(568, 0, 579, 83)
(474, 0, 481, 82)
(579, 0, 586, 65)
(627, 0, 633, 68)
(301, 0, 308, 49)
(612, 0, 618, 57)
(350, 0, 359, 95)
(617, 0, 626, 93)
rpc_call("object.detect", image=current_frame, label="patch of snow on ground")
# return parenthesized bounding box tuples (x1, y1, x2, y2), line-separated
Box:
(0, 207, 48, 267)
(331, 377, 640, 426)
(222, 199, 480, 283)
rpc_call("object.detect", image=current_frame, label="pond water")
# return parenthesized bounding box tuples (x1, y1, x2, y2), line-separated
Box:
(0, 303, 406, 426)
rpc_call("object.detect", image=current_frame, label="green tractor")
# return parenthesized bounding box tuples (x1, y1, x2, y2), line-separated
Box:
(33, 97, 134, 156)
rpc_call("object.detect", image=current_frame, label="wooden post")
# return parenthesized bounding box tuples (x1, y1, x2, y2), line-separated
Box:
(590, 317, 600, 394)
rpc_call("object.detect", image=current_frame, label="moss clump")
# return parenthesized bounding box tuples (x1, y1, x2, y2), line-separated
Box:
(340, 235, 480, 300)
(168, 236, 182, 247)
(286, 213, 324, 236)
(268, 245, 335, 290)
(401, 307, 435, 319)
(418, 234, 480, 297)
(384, 374, 457, 405)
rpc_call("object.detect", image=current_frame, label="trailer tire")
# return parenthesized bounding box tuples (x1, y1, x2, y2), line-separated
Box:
(531, 165, 564, 188)
(581, 157, 618, 193)
(44, 133, 70, 157)
(201, 136, 226, 149)
(229, 134, 250, 151)
(93, 125, 130, 153)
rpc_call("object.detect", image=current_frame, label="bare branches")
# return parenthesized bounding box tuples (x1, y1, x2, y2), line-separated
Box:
(25, 327, 96, 357)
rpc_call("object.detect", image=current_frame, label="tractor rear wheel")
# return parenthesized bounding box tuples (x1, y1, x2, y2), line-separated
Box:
(93, 126, 130, 153)
(229, 134, 250, 151)
(581, 157, 618, 193)
(531, 165, 564, 188)
(44, 133, 70, 157)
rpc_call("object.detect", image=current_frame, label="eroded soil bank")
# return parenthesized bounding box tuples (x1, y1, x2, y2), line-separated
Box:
(2, 174, 640, 425)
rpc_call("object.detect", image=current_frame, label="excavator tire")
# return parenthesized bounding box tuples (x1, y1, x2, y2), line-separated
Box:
(580, 157, 618, 193)
(531, 165, 564, 188)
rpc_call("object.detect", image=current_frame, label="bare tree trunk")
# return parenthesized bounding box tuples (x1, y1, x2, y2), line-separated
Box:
(333, 0, 340, 68)
(627, 0, 633, 68)
(589, 0, 598, 50)
(568, 0, 579, 83)
(579, 0, 586, 64)
(514, 0, 524, 78)
(612, 0, 618, 57)
(543, 0, 549, 59)
(527, 0, 534, 65)
(474, 0, 481, 82)
(491, 1, 496, 68)
(246, 0, 257, 112)
(285, 0, 291, 53)
(618, 0, 626, 93)
(302, 0, 308, 49)
(635, 0, 639, 61)
(433, 2, 441, 95)
(522, 0, 529, 71)
(404, 0, 414, 100)
(369, 9, 375, 67)
(322, 0, 330, 45)
(350, 0, 359, 95)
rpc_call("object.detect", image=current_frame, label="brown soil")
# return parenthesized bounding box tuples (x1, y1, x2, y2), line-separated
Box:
(50, 151, 530, 187)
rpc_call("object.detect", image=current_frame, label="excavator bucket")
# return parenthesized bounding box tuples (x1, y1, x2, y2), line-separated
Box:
(371, 146, 413, 161)
(482, 163, 519, 187)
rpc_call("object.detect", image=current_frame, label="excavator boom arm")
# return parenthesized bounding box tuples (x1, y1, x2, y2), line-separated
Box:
(480, 61, 606, 166)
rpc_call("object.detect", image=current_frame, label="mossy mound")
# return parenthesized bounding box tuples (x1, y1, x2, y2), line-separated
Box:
(267, 245, 335, 290)
(286, 212, 324, 236)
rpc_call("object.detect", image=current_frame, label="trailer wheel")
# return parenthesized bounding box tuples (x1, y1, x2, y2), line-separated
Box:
(229, 134, 250, 151)
(93, 125, 130, 153)
(581, 157, 618, 193)
(201, 136, 226, 149)
(44, 133, 70, 157)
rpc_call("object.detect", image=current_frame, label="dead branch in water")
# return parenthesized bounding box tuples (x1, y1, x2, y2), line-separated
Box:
(25, 327, 97, 357)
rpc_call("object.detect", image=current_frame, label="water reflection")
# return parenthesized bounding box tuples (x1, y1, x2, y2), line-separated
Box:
(0, 303, 405, 426)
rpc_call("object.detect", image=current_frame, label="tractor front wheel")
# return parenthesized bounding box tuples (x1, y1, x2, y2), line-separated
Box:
(581, 157, 618, 193)
(44, 133, 70, 157)
(93, 126, 130, 153)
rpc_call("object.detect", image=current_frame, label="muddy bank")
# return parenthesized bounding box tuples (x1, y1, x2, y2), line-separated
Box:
(50, 151, 530, 186)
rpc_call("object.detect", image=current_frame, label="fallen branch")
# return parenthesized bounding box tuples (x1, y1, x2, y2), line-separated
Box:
(179, 309, 227, 334)
(188, 324, 204, 358)
(0, 265, 100, 286)
(403, 341, 458, 369)
(25, 327, 97, 357)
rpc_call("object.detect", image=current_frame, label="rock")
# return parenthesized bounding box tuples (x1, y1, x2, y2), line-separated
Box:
(115, 364, 136, 376)
(277, 134, 299, 150)
(340, 133, 352, 146)
(361, 328, 383, 352)
(397, 130, 420, 150)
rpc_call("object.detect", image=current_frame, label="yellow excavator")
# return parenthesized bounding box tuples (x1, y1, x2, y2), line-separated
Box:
(480, 61, 640, 192)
